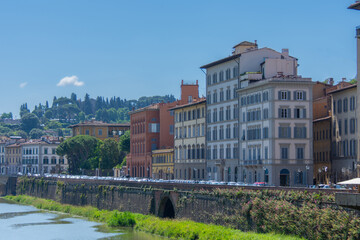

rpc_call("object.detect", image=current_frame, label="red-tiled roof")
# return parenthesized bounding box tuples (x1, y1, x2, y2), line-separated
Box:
(69, 121, 130, 128)
(169, 98, 206, 111)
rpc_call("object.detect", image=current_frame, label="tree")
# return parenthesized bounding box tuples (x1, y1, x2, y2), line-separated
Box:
(119, 130, 130, 153)
(20, 103, 30, 118)
(349, 78, 357, 84)
(56, 135, 99, 174)
(99, 139, 121, 169)
(14, 130, 28, 139)
(1, 112, 13, 119)
(21, 113, 40, 133)
(84, 93, 93, 115)
(29, 128, 45, 139)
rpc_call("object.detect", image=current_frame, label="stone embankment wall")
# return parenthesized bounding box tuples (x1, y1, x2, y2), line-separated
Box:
(16, 177, 155, 215)
(14, 177, 357, 229)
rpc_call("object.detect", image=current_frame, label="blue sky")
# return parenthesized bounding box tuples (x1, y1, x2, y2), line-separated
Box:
(0, 0, 358, 117)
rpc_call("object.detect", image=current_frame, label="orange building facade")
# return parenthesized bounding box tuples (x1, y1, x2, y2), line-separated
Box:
(127, 80, 200, 178)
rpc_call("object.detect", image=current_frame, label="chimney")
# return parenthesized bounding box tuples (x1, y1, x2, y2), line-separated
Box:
(196, 80, 198, 85)
(342, 77, 346, 82)
(329, 78, 334, 86)
(282, 48, 289, 57)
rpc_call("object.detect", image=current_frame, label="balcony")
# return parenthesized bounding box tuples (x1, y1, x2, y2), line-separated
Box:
(243, 159, 263, 166)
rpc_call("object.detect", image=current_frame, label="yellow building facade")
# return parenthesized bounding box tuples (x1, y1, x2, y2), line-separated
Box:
(152, 148, 174, 180)
(69, 121, 130, 141)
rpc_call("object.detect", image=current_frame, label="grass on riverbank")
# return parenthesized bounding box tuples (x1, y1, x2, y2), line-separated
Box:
(4, 195, 302, 240)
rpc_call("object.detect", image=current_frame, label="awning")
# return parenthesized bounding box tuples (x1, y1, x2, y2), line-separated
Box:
(337, 178, 360, 185)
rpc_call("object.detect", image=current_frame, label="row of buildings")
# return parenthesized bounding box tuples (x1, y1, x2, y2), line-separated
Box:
(0, 136, 68, 175)
(126, 34, 360, 186)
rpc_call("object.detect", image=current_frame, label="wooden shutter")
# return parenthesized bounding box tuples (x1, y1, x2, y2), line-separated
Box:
(303, 91, 307, 100)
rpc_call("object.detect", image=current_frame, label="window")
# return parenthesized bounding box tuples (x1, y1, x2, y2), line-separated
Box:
(343, 98, 348, 112)
(226, 144, 231, 159)
(294, 108, 306, 118)
(219, 126, 224, 140)
(213, 91, 217, 103)
(345, 119, 348, 135)
(225, 68, 231, 80)
(207, 110, 211, 123)
(294, 91, 306, 100)
(350, 96, 356, 111)
(294, 126, 307, 138)
(263, 108, 269, 119)
(213, 73, 217, 84)
(206, 127, 211, 140)
(226, 125, 231, 139)
(212, 127, 217, 141)
(233, 66, 238, 78)
(226, 87, 231, 100)
(188, 96, 193, 103)
(233, 85, 238, 99)
(247, 127, 261, 140)
(296, 147, 304, 159)
(233, 123, 239, 138)
(213, 109, 217, 122)
(279, 108, 291, 118)
(149, 123, 160, 133)
(220, 89, 224, 101)
(279, 126, 291, 138)
(188, 126, 191, 138)
(263, 127, 269, 139)
(85, 129, 90, 135)
(338, 99, 342, 113)
(350, 118, 356, 134)
(279, 91, 290, 100)
(207, 75, 211, 85)
(219, 107, 224, 121)
(233, 104, 238, 119)
(52, 148, 56, 154)
(207, 92, 211, 105)
(98, 129, 102, 136)
(281, 146, 289, 159)
(262, 91, 268, 102)
(338, 120, 342, 136)
(170, 125, 174, 135)
(44, 148, 48, 154)
(226, 106, 231, 120)
(219, 71, 224, 82)
(264, 147, 268, 160)
(213, 146, 218, 159)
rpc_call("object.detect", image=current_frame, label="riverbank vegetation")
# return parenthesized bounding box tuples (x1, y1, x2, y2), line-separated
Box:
(4, 195, 301, 240)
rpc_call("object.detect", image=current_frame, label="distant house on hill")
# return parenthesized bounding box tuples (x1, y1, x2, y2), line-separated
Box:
(68, 120, 130, 141)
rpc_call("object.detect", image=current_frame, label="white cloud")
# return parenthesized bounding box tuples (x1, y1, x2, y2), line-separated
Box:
(19, 82, 27, 88)
(57, 75, 84, 87)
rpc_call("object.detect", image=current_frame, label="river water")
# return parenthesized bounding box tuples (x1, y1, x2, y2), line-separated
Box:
(0, 199, 162, 240)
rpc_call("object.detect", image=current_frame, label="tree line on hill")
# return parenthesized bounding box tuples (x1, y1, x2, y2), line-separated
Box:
(0, 93, 175, 138)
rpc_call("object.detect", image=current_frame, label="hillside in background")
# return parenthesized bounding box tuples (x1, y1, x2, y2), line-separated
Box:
(0, 93, 176, 138)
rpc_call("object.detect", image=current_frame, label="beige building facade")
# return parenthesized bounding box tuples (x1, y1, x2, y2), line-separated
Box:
(172, 99, 206, 180)
(329, 85, 358, 182)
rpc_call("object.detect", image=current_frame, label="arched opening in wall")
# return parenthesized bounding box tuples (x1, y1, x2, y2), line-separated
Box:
(280, 169, 290, 186)
(158, 196, 175, 219)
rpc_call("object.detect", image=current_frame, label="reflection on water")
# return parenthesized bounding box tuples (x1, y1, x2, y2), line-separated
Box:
(0, 198, 163, 240)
